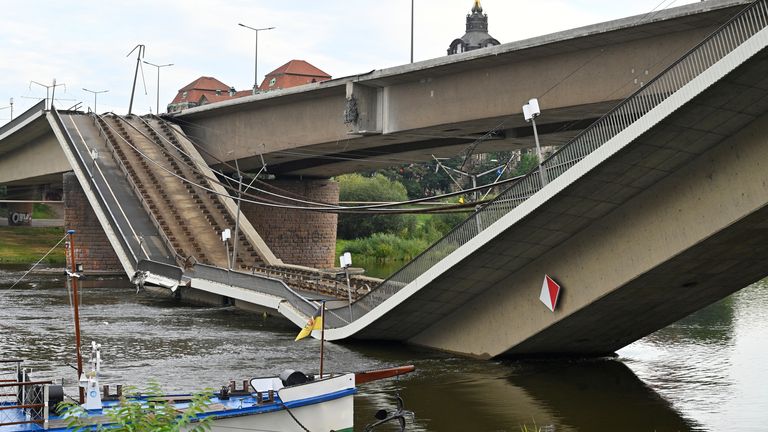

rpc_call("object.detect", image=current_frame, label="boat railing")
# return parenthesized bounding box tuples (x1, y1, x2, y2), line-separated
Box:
(329, 0, 768, 324)
(0, 362, 54, 429)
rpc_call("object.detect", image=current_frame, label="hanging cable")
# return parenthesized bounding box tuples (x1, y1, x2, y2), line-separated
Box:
(98, 113, 520, 213)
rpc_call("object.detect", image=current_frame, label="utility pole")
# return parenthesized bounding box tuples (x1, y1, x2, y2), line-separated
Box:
(127, 44, 146, 115)
(30, 79, 66, 110)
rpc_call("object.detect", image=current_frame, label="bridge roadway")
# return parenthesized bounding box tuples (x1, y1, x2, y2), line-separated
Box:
(2, 0, 768, 358)
(173, 0, 752, 178)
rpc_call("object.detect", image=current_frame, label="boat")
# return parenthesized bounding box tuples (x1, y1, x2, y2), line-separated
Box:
(0, 354, 414, 431)
(0, 230, 415, 431)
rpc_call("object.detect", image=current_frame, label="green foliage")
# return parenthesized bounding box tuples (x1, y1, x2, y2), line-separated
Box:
(336, 211, 467, 263)
(57, 381, 213, 432)
(512, 153, 541, 177)
(32, 203, 58, 219)
(337, 173, 416, 239)
(337, 233, 431, 261)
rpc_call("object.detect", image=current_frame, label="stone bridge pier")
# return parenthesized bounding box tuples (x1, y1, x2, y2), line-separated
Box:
(240, 178, 339, 269)
(62, 172, 121, 273)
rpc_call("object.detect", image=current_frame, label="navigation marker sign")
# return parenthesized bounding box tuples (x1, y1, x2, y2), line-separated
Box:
(539, 275, 561, 312)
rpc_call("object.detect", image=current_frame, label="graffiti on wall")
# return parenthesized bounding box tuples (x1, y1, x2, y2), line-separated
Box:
(8, 212, 32, 226)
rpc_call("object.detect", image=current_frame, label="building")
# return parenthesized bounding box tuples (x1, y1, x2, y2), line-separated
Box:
(167, 77, 251, 113)
(447, 0, 500, 55)
(258, 60, 331, 92)
(167, 60, 332, 113)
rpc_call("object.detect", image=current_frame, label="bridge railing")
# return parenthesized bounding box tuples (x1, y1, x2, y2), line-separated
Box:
(337, 0, 768, 320)
(49, 108, 139, 268)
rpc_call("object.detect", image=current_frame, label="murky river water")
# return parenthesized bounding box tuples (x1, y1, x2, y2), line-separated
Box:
(1, 266, 766, 431)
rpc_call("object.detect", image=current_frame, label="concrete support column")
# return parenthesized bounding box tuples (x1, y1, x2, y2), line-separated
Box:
(62, 172, 122, 272)
(241, 178, 339, 268)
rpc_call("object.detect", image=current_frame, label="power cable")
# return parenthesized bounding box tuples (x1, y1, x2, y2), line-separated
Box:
(130, 114, 520, 211)
(97, 113, 516, 213)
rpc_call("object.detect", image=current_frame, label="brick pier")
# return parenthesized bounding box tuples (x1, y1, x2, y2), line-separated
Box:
(241, 178, 339, 268)
(62, 172, 122, 272)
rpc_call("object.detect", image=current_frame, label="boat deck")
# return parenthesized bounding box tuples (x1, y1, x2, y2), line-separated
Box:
(0, 393, 284, 431)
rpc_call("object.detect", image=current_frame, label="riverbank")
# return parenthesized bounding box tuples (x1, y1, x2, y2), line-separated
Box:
(0, 226, 66, 264)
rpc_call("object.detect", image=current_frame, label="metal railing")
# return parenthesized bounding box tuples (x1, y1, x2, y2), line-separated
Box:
(50, 108, 139, 267)
(334, 0, 768, 320)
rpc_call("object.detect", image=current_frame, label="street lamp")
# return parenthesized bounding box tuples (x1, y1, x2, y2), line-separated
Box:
(82, 88, 109, 113)
(238, 23, 275, 94)
(410, 0, 414, 63)
(523, 97, 547, 186)
(143, 61, 173, 114)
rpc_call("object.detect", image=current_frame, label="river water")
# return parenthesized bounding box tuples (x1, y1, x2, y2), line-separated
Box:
(1, 266, 766, 431)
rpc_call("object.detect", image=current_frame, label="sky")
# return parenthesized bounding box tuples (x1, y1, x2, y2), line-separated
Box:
(0, 0, 699, 122)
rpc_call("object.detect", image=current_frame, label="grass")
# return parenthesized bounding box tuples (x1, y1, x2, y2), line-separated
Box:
(0, 226, 67, 264)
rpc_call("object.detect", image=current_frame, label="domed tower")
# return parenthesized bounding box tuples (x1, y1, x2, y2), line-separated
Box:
(448, 0, 500, 55)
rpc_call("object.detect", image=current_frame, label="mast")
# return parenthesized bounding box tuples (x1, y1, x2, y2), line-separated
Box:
(67, 229, 85, 404)
(319, 301, 326, 378)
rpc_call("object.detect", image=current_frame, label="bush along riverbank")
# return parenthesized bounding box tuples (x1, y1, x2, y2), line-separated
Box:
(336, 212, 467, 278)
(0, 226, 67, 264)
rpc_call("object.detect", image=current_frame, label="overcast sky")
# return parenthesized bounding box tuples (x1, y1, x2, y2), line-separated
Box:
(0, 0, 698, 122)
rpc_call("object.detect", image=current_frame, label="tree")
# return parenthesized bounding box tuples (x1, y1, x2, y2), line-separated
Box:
(336, 173, 415, 239)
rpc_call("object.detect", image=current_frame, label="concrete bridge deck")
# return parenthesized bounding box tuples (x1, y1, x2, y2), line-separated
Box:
(172, 0, 752, 178)
(2, 0, 768, 358)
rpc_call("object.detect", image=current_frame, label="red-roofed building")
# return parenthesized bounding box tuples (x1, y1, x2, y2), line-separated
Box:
(258, 60, 331, 92)
(168, 60, 331, 113)
(167, 76, 252, 113)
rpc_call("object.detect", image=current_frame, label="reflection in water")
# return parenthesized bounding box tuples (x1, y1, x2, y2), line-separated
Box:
(1, 267, 767, 431)
(620, 279, 768, 432)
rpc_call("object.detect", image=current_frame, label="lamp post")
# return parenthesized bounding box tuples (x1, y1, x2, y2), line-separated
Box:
(82, 88, 109, 113)
(143, 61, 173, 114)
(523, 97, 547, 186)
(410, 0, 414, 63)
(238, 23, 275, 94)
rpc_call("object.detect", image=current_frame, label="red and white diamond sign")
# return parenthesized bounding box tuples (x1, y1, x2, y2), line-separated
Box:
(539, 275, 561, 312)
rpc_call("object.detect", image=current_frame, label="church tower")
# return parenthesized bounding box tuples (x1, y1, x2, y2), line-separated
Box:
(448, 1, 500, 55)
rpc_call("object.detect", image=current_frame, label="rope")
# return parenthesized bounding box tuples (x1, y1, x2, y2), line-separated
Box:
(0, 233, 67, 300)
(277, 400, 312, 432)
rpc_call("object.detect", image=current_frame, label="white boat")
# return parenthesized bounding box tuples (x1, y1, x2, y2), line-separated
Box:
(0, 356, 414, 432)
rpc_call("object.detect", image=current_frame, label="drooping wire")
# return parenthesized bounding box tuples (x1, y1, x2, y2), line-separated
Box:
(99, 113, 516, 213)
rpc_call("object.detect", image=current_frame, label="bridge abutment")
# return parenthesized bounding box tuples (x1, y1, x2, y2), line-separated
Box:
(63, 172, 122, 273)
(241, 178, 339, 268)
